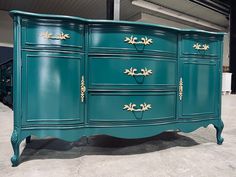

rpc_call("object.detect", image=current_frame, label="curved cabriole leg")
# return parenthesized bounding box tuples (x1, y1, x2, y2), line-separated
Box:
(26, 136, 31, 144)
(11, 130, 20, 167)
(214, 120, 224, 145)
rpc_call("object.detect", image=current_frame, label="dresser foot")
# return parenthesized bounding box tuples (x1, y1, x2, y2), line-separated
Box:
(214, 121, 224, 145)
(26, 136, 31, 144)
(11, 130, 20, 167)
(11, 154, 19, 167)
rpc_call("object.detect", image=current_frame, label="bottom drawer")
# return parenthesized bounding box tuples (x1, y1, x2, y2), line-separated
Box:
(87, 92, 176, 124)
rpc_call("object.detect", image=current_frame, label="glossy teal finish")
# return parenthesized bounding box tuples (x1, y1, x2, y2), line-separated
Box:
(179, 58, 219, 118)
(9, 10, 225, 35)
(88, 56, 177, 89)
(21, 51, 84, 125)
(10, 10, 224, 166)
(180, 33, 220, 58)
(21, 18, 84, 50)
(18, 119, 222, 141)
(89, 24, 177, 55)
(88, 92, 176, 123)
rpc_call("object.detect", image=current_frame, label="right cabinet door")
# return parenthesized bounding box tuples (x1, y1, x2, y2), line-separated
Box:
(179, 58, 220, 119)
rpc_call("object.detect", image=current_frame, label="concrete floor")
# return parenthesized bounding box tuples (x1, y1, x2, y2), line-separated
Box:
(0, 95, 236, 177)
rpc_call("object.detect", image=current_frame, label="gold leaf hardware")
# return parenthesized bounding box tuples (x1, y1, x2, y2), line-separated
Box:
(41, 31, 70, 40)
(179, 77, 183, 101)
(193, 43, 209, 50)
(124, 67, 152, 76)
(81, 76, 86, 102)
(123, 103, 152, 112)
(124, 36, 153, 45)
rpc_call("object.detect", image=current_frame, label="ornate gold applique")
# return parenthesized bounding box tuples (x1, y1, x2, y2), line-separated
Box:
(123, 103, 152, 112)
(124, 36, 153, 45)
(41, 31, 70, 40)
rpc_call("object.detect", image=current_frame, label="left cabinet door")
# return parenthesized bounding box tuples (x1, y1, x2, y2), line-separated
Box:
(21, 51, 84, 126)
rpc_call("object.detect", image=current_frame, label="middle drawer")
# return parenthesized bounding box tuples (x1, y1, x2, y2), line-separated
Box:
(88, 56, 177, 89)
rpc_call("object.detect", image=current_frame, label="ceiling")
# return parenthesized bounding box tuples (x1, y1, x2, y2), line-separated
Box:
(143, 0, 229, 28)
(0, 0, 229, 30)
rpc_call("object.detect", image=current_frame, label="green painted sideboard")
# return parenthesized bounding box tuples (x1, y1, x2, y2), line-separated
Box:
(10, 10, 224, 166)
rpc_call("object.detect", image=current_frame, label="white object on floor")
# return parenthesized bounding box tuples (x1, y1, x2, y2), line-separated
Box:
(222, 72, 232, 95)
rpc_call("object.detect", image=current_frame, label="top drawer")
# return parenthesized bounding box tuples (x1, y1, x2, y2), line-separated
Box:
(21, 18, 84, 50)
(180, 33, 220, 58)
(89, 24, 177, 56)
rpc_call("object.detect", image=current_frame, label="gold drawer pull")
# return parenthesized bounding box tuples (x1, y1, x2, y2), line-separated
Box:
(193, 43, 209, 50)
(179, 77, 183, 101)
(41, 31, 70, 40)
(124, 36, 153, 45)
(124, 67, 152, 76)
(123, 103, 152, 112)
(81, 76, 86, 102)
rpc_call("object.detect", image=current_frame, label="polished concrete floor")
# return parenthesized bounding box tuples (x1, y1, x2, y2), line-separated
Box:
(0, 95, 236, 177)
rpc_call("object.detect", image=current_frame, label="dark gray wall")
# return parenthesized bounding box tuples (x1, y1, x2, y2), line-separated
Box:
(0, 46, 13, 65)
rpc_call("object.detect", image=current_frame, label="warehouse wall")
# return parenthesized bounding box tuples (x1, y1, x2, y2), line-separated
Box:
(0, 10, 13, 47)
(136, 13, 230, 67)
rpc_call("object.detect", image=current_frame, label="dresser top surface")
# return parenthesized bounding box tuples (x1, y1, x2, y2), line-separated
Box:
(10, 10, 225, 36)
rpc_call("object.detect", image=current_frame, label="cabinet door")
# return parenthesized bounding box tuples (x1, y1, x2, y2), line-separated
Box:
(21, 51, 84, 126)
(179, 58, 220, 119)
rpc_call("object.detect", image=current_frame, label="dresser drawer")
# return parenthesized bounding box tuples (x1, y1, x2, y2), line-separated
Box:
(89, 24, 177, 56)
(180, 33, 220, 57)
(21, 18, 84, 50)
(88, 92, 176, 124)
(88, 56, 177, 89)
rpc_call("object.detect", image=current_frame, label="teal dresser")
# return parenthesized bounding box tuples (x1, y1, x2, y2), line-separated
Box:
(10, 11, 224, 166)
